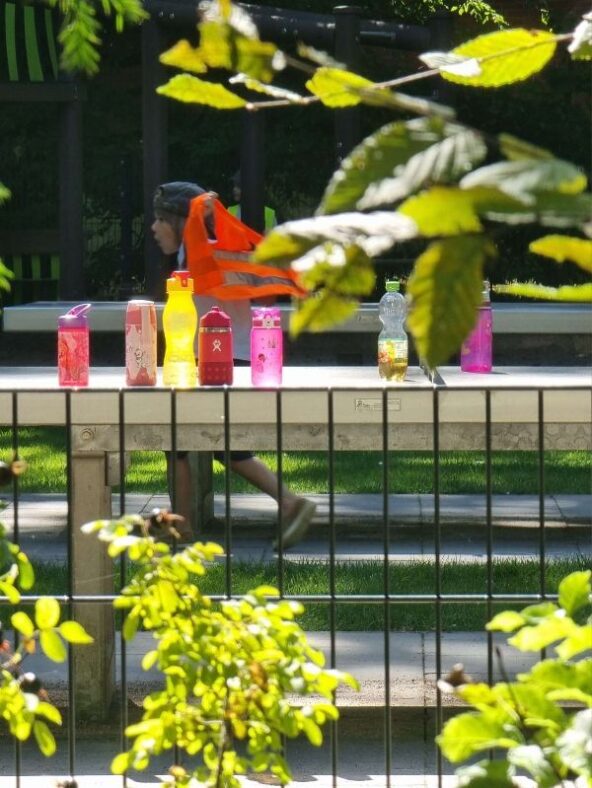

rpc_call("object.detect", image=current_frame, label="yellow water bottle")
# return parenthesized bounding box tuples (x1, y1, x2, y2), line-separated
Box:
(162, 270, 198, 388)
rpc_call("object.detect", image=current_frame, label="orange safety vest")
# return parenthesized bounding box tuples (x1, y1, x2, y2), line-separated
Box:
(182, 193, 305, 300)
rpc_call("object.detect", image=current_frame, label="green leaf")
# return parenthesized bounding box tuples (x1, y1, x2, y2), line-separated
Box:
(16, 553, 35, 591)
(456, 682, 498, 709)
(295, 244, 375, 297)
(568, 14, 592, 61)
(0, 579, 20, 604)
(559, 570, 591, 616)
(290, 291, 358, 337)
(529, 236, 592, 273)
(59, 620, 94, 645)
(35, 597, 60, 630)
(498, 133, 553, 161)
(318, 118, 448, 214)
(494, 282, 592, 302)
(157, 74, 247, 109)
(33, 720, 56, 757)
(461, 159, 587, 202)
(111, 751, 133, 774)
(254, 212, 417, 266)
(0, 182, 11, 203)
(437, 710, 520, 762)
(437, 28, 557, 87)
(508, 615, 577, 652)
(555, 709, 592, 777)
(40, 630, 67, 663)
(456, 759, 515, 787)
(399, 187, 482, 236)
(305, 67, 377, 107)
(35, 701, 62, 725)
(486, 610, 525, 632)
(11, 611, 35, 638)
(508, 745, 556, 787)
(301, 716, 323, 746)
(556, 625, 592, 660)
(407, 236, 495, 368)
(160, 39, 207, 73)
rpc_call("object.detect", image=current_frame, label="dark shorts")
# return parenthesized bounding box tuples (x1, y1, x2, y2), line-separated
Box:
(175, 359, 254, 464)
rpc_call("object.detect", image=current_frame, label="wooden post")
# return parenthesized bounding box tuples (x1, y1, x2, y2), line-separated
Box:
(70, 451, 115, 720)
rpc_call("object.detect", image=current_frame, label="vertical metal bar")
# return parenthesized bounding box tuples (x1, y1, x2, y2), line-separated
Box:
(11, 393, 21, 788)
(118, 390, 128, 788)
(433, 389, 443, 786)
(485, 391, 493, 683)
(275, 390, 284, 596)
(65, 390, 76, 780)
(224, 387, 232, 597)
(328, 389, 338, 786)
(538, 390, 546, 598)
(170, 389, 181, 769)
(382, 388, 392, 785)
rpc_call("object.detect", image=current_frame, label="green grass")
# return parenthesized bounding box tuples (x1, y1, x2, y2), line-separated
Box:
(10, 556, 589, 633)
(1, 427, 591, 495)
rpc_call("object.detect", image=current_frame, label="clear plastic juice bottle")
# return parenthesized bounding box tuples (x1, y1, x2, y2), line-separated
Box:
(162, 271, 197, 388)
(378, 280, 408, 382)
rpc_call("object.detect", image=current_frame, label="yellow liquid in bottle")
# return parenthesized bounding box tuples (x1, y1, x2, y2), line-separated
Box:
(162, 291, 197, 388)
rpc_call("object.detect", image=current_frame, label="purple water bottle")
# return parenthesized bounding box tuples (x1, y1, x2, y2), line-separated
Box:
(461, 281, 492, 373)
(58, 304, 92, 386)
(250, 307, 283, 386)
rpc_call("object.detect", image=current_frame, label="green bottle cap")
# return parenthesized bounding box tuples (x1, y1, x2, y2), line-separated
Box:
(385, 279, 400, 292)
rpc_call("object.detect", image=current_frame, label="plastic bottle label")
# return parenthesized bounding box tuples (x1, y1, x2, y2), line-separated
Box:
(378, 338, 408, 382)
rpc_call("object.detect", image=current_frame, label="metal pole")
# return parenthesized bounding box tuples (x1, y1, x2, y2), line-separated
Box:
(240, 111, 265, 233)
(119, 152, 134, 300)
(333, 5, 361, 164)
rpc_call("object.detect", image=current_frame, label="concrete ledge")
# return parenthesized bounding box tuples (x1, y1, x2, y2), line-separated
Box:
(3, 300, 591, 334)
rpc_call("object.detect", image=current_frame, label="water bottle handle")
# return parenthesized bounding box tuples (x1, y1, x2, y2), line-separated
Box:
(67, 303, 92, 319)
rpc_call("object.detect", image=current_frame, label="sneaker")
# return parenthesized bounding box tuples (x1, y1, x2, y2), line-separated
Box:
(273, 498, 316, 551)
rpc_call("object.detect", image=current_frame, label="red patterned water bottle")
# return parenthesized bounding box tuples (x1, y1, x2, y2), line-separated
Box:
(250, 307, 283, 386)
(198, 305, 234, 385)
(57, 304, 91, 387)
(125, 300, 157, 386)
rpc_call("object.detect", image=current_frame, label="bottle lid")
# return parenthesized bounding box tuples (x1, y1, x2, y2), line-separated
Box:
(58, 303, 91, 329)
(167, 270, 194, 293)
(200, 305, 231, 329)
(252, 307, 281, 328)
(385, 279, 400, 293)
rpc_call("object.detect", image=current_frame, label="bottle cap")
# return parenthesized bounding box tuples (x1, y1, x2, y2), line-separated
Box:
(252, 307, 281, 328)
(200, 305, 231, 329)
(385, 279, 400, 293)
(166, 270, 194, 293)
(58, 303, 91, 329)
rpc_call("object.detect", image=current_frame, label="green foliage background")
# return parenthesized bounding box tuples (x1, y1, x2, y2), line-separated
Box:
(0, 1, 589, 297)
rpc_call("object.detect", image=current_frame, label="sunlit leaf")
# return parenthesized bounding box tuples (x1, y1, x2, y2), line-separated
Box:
(455, 759, 515, 787)
(295, 244, 375, 297)
(508, 615, 577, 651)
(420, 51, 481, 77)
(319, 118, 450, 214)
(157, 74, 247, 109)
(111, 751, 133, 774)
(555, 709, 592, 777)
(494, 282, 592, 302)
(35, 597, 60, 630)
(59, 620, 94, 645)
(556, 625, 592, 660)
(359, 127, 487, 212)
(477, 190, 592, 229)
(33, 720, 56, 757)
(160, 40, 207, 73)
(235, 38, 279, 83)
(306, 67, 377, 107)
(0, 183, 11, 203)
(40, 630, 67, 662)
(486, 610, 525, 633)
(0, 579, 20, 604)
(508, 745, 556, 787)
(16, 553, 35, 590)
(407, 236, 495, 368)
(36, 701, 62, 725)
(290, 291, 358, 337)
(461, 159, 587, 203)
(529, 235, 592, 273)
(297, 43, 344, 69)
(568, 13, 592, 60)
(255, 212, 417, 266)
(498, 134, 552, 161)
(437, 710, 521, 762)
(439, 29, 557, 87)
(11, 611, 35, 637)
(399, 187, 482, 236)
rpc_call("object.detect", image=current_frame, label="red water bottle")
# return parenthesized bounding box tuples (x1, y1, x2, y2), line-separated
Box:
(57, 304, 91, 387)
(198, 306, 233, 385)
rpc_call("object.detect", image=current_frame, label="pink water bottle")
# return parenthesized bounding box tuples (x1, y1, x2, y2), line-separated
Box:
(250, 307, 283, 386)
(461, 281, 492, 373)
(58, 304, 91, 386)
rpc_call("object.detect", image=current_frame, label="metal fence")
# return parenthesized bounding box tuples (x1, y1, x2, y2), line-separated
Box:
(1, 378, 590, 785)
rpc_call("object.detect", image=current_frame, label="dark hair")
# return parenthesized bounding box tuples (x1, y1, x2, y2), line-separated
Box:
(153, 181, 205, 217)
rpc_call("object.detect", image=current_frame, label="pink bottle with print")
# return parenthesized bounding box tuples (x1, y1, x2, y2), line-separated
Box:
(57, 304, 91, 387)
(250, 307, 283, 387)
